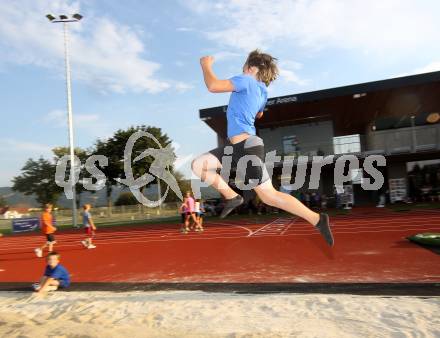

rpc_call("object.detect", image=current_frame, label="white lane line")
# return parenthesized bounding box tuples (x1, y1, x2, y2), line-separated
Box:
(249, 218, 284, 237)
(1, 219, 437, 244)
(0, 226, 264, 246)
(281, 218, 296, 235)
(234, 226, 253, 236)
(1, 219, 438, 247)
(2, 213, 439, 242)
(0, 226, 438, 252)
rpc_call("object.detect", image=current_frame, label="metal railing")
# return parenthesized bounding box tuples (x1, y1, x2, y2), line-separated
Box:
(0, 203, 183, 230)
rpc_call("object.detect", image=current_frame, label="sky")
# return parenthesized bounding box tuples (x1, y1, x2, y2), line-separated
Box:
(0, 0, 440, 186)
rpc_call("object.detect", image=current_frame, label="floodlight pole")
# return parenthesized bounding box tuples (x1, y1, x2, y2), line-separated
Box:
(47, 14, 82, 228)
(63, 22, 78, 228)
(157, 178, 162, 214)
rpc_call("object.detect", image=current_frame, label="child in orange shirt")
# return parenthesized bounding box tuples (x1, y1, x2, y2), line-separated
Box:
(34, 204, 57, 258)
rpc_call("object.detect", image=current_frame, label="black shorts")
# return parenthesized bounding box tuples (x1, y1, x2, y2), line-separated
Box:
(209, 135, 270, 188)
(46, 234, 55, 243)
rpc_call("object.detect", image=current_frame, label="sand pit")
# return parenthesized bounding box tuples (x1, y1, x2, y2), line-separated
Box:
(0, 291, 439, 337)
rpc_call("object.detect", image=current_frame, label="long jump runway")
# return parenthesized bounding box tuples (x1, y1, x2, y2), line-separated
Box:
(0, 209, 440, 288)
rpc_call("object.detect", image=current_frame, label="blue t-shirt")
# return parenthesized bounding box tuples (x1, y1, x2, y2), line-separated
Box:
(44, 264, 70, 287)
(83, 211, 91, 227)
(227, 74, 268, 138)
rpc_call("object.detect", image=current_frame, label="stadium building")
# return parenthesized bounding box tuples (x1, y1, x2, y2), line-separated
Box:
(199, 71, 440, 206)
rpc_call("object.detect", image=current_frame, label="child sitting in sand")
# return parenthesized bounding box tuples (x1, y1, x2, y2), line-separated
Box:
(33, 252, 70, 293)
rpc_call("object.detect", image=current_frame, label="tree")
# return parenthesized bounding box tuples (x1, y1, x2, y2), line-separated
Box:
(52, 146, 90, 208)
(0, 196, 7, 208)
(94, 125, 175, 213)
(114, 192, 139, 206)
(165, 171, 191, 202)
(93, 138, 123, 216)
(12, 157, 63, 206)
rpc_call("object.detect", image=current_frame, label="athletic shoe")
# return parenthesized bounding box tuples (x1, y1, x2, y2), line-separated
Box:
(34, 248, 42, 258)
(81, 240, 88, 248)
(220, 195, 244, 219)
(315, 213, 334, 247)
(87, 244, 96, 249)
(32, 283, 40, 291)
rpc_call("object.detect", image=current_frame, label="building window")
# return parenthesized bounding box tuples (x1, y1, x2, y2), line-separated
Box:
(351, 168, 364, 184)
(282, 135, 299, 156)
(333, 134, 361, 154)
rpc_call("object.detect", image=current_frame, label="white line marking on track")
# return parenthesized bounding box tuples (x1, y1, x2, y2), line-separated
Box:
(1, 214, 439, 252)
(1, 225, 438, 252)
(249, 218, 286, 237)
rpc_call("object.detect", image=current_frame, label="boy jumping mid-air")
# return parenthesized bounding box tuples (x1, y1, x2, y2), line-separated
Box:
(191, 50, 334, 246)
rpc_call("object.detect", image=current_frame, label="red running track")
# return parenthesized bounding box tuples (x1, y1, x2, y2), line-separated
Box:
(0, 208, 439, 283)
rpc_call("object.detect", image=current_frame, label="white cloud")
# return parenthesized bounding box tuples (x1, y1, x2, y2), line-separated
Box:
(183, 0, 440, 59)
(405, 61, 440, 76)
(0, 0, 175, 94)
(212, 51, 242, 62)
(0, 139, 53, 156)
(174, 82, 194, 93)
(45, 109, 99, 127)
(278, 68, 308, 86)
(44, 109, 113, 139)
(176, 27, 193, 32)
(278, 61, 308, 86)
(394, 60, 440, 78)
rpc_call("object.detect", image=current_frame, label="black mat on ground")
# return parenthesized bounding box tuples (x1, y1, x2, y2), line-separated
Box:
(411, 243, 440, 255)
(1, 283, 439, 296)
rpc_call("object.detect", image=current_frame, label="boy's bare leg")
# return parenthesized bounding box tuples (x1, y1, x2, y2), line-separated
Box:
(254, 180, 334, 246)
(254, 180, 320, 225)
(37, 277, 59, 293)
(48, 242, 54, 252)
(38, 276, 47, 286)
(192, 153, 245, 218)
(192, 153, 238, 200)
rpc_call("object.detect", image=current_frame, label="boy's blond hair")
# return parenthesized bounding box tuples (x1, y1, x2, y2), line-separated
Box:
(245, 49, 279, 86)
(47, 251, 60, 259)
(83, 204, 91, 210)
